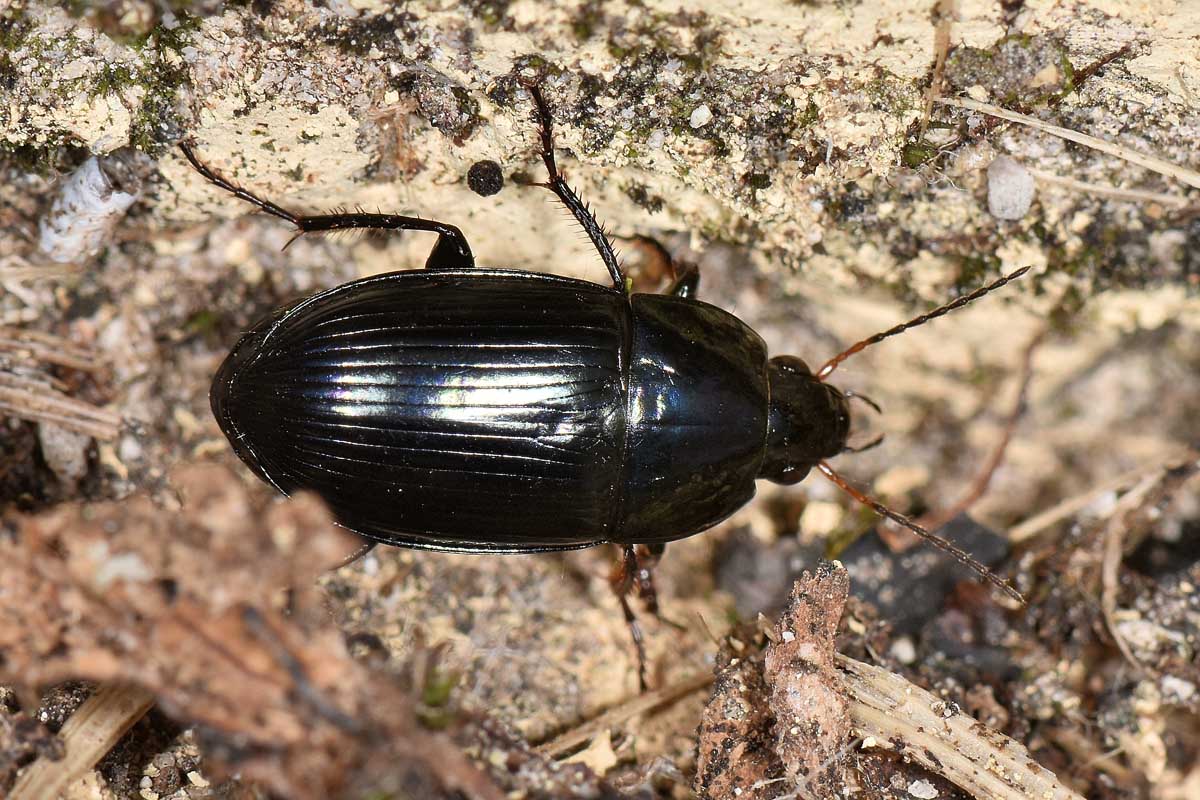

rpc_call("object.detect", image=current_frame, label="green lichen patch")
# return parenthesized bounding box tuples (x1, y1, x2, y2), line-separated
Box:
(313, 10, 419, 58)
(623, 181, 664, 214)
(124, 13, 200, 154)
(570, 0, 605, 42)
(1, 7, 197, 158)
(393, 72, 482, 145)
(464, 0, 515, 30)
(0, 137, 88, 177)
(901, 140, 938, 169)
(604, 8, 724, 73)
(945, 34, 1075, 106)
(953, 253, 1004, 296)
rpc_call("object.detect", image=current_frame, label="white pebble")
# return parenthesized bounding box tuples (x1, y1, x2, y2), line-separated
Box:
(689, 104, 713, 128)
(1162, 675, 1196, 704)
(987, 155, 1036, 220)
(889, 636, 917, 665)
(94, 552, 152, 590)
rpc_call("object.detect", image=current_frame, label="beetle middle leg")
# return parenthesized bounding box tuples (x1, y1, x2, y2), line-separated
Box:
(627, 234, 701, 298)
(525, 84, 627, 293)
(179, 142, 475, 270)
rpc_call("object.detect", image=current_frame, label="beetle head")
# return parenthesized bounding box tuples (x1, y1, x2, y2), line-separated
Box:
(759, 355, 850, 484)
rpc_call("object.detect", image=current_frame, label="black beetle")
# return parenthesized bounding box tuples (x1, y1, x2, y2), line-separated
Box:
(186, 86, 1027, 685)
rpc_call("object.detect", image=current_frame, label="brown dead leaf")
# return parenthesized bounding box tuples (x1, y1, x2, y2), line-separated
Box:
(0, 464, 503, 800)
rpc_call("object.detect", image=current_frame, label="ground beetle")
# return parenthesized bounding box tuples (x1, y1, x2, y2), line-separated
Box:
(187, 86, 1028, 686)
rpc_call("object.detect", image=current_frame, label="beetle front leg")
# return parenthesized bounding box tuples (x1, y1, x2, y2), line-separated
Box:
(525, 84, 627, 293)
(179, 142, 475, 269)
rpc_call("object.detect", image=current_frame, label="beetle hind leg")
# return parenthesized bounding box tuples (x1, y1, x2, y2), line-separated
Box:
(179, 142, 475, 269)
(611, 543, 685, 691)
(525, 84, 627, 292)
(614, 546, 652, 690)
(612, 545, 650, 691)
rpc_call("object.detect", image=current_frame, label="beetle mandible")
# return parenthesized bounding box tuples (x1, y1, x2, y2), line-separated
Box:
(187, 85, 1027, 687)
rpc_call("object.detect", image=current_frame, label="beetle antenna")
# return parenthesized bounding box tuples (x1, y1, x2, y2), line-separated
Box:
(816, 266, 1031, 381)
(816, 461, 1024, 603)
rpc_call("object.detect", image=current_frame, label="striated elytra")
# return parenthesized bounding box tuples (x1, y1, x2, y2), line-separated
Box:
(209, 265, 848, 552)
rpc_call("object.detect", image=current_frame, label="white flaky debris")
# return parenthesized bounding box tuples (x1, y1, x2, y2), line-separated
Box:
(987, 155, 1036, 220)
(37, 422, 92, 487)
(908, 778, 939, 798)
(38, 157, 138, 263)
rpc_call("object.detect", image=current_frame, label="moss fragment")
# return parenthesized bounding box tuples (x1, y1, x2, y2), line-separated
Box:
(901, 140, 937, 169)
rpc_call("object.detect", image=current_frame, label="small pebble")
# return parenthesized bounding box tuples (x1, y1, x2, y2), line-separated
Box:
(689, 104, 713, 128)
(889, 636, 917, 665)
(987, 155, 1036, 220)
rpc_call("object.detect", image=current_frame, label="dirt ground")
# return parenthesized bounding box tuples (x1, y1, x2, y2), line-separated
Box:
(2, 1, 1199, 799)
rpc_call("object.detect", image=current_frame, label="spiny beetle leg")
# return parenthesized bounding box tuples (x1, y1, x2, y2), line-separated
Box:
(612, 544, 649, 691)
(524, 83, 627, 293)
(178, 142, 475, 269)
(633, 544, 687, 631)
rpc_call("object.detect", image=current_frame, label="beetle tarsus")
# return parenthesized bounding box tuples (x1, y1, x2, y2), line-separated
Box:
(178, 141, 476, 269)
(631, 544, 686, 630)
(524, 83, 627, 293)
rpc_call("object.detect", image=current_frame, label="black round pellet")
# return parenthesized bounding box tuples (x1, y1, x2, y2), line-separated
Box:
(467, 160, 504, 196)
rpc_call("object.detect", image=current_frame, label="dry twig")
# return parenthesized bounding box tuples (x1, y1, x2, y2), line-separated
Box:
(937, 97, 1200, 190)
(838, 655, 1085, 800)
(535, 673, 713, 758)
(9, 684, 155, 800)
(1010, 452, 1199, 544)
